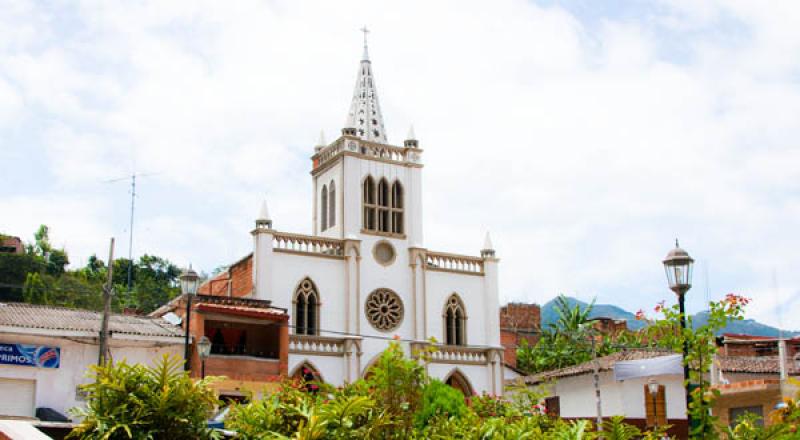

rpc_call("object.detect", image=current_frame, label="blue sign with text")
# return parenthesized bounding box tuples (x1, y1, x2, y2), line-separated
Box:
(0, 343, 60, 368)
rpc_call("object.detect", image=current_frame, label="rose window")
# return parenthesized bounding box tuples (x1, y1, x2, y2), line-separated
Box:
(365, 289, 404, 331)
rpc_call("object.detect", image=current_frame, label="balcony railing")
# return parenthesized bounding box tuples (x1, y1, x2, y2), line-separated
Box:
(273, 232, 344, 259)
(289, 334, 347, 356)
(425, 251, 484, 275)
(411, 342, 492, 365)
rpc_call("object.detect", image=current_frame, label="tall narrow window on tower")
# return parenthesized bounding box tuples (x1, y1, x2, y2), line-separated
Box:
(377, 178, 390, 232)
(328, 181, 336, 228)
(363, 176, 377, 231)
(391, 181, 404, 234)
(321, 185, 328, 231)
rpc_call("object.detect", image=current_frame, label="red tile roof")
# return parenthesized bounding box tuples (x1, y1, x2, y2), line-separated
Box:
(195, 303, 288, 321)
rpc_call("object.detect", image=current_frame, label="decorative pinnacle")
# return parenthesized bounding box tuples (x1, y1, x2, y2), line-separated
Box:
(407, 124, 416, 140)
(481, 232, 496, 258)
(317, 130, 326, 147)
(256, 199, 272, 228)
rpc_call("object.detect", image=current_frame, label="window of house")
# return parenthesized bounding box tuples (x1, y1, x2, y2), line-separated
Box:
(363, 176, 377, 231)
(644, 384, 667, 427)
(294, 278, 320, 335)
(444, 294, 467, 346)
(328, 181, 336, 228)
(544, 396, 560, 417)
(729, 406, 764, 426)
(321, 185, 328, 231)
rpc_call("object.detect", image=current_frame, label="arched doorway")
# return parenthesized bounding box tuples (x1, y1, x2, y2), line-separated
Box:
(290, 361, 323, 393)
(444, 370, 474, 397)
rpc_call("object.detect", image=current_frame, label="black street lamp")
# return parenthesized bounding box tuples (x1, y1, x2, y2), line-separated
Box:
(648, 379, 660, 429)
(179, 266, 200, 371)
(197, 335, 212, 379)
(662, 240, 694, 430)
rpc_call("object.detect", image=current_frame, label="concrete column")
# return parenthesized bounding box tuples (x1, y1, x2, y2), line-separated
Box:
(251, 226, 274, 301)
(410, 250, 426, 341)
(483, 256, 501, 347)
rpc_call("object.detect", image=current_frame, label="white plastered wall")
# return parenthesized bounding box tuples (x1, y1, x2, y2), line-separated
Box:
(0, 333, 182, 420)
(552, 372, 686, 419)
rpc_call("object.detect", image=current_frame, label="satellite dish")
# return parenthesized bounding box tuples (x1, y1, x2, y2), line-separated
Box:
(162, 312, 182, 326)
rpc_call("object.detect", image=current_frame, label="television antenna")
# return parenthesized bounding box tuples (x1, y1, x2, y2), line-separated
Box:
(104, 172, 160, 292)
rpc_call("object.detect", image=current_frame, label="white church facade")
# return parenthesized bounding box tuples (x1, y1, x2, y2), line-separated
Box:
(199, 39, 504, 396)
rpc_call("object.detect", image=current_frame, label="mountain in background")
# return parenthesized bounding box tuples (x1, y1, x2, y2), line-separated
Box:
(540, 296, 799, 337)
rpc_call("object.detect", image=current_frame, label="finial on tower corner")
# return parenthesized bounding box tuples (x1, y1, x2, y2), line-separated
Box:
(315, 130, 327, 152)
(256, 198, 273, 229)
(404, 124, 419, 148)
(481, 232, 495, 258)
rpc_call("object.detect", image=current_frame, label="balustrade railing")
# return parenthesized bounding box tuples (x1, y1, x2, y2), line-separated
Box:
(289, 334, 346, 356)
(272, 232, 344, 258)
(425, 251, 484, 275)
(313, 137, 421, 170)
(411, 342, 491, 365)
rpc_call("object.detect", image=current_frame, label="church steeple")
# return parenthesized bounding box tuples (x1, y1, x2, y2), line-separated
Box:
(343, 27, 388, 144)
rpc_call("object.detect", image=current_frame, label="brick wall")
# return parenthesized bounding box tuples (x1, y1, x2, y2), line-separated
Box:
(499, 303, 541, 369)
(199, 255, 253, 298)
(499, 303, 540, 331)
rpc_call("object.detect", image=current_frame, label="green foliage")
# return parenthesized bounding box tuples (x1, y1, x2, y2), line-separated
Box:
(415, 379, 467, 428)
(601, 416, 641, 440)
(2, 224, 181, 313)
(642, 294, 750, 438)
(69, 355, 220, 439)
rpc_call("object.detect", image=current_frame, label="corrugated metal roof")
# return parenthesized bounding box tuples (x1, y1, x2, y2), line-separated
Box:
(0, 302, 183, 338)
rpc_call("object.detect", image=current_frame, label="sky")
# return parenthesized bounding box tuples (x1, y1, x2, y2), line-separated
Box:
(1, 0, 799, 330)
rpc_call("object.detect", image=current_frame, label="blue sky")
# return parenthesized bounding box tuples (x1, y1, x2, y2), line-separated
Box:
(1, 0, 799, 329)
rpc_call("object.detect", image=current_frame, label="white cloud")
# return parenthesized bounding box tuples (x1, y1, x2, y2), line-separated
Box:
(2, 0, 799, 329)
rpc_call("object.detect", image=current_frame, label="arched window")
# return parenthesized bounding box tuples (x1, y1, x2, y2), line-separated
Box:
(444, 294, 467, 346)
(363, 176, 377, 231)
(291, 362, 323, 393)
(320, 185, 328, 231)
(391, 181, 404, 234)
(328, 181, 336, 228)
(377, 178, 390, 232)
(294, 278, 320, 335)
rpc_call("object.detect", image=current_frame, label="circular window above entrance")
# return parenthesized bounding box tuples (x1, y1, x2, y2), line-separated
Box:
(365, 289, 404, 331)
(373, 240, 396, 266)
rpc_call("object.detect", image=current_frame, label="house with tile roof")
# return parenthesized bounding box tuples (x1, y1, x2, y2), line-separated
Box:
(509, 346, 800, 438)
(151, 293, 290, 400)
(0, 302, 184, 420)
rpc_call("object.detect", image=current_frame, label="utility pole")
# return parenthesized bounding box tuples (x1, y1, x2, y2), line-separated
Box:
(98, 238, 115, 365)
(592, 335, 603, 432)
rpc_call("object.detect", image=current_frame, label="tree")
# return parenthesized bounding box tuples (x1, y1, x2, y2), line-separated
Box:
(22, 272, 48, 304)
(69, 355, 220, 440)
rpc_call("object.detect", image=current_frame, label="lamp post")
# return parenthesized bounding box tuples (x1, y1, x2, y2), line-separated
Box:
(662, 240, 694, 430)
(648, 379, 660, 429)
(179, 266, 200, 371)
(197, 335, 212, 379)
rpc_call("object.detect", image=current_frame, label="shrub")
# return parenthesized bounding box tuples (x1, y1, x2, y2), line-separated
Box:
(69, 355, 220, 440)
(415, 379, 467, 428)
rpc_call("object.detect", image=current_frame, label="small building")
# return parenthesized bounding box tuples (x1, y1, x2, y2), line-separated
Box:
(151, 294, 289, 401)
(0, 237, 23, 255)
(510, 350, 688, 438)
(0, 302, 184, 420)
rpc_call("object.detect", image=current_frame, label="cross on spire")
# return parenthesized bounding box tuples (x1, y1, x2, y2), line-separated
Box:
(360, 26, 370, 61)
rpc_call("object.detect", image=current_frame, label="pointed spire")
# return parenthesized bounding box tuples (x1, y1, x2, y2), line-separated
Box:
(481, 232, 495, 258)
(407, 125, 416, 140)
(344, 27, 388, 144)
(256, 199, 272, 229)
